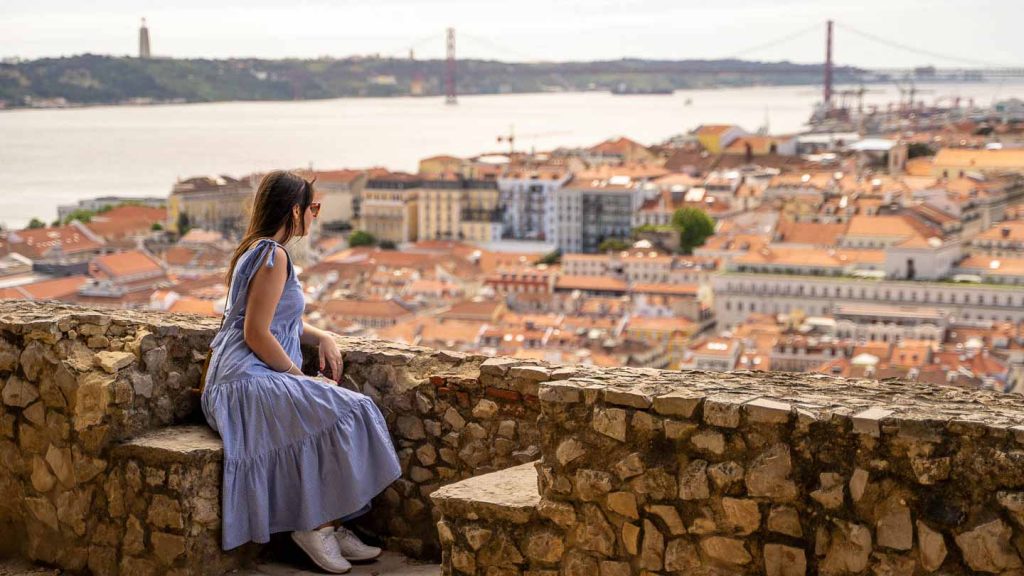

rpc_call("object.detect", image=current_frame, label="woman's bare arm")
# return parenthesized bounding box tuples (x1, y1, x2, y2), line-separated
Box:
(242, 246, 303, 376)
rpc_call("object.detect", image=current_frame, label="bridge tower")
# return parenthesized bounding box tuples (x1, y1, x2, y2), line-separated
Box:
(445, 28, 457, 105)
(823, 19, 833, 112)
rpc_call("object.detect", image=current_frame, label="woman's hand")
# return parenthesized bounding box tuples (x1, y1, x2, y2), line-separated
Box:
(318, 333, 343, 382)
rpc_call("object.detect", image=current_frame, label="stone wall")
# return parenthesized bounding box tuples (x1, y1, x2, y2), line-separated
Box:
(437, 366, 1024, 575)
(0, 301, 218, 572)
(339, 347, 556, 557)
(7, 300, 1024, 575)
(0, 301, 552, 573)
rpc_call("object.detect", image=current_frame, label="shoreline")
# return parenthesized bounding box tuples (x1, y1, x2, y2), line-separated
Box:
(0, 78, 999, 114)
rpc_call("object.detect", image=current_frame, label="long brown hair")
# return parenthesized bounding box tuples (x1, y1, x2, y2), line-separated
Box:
(225, 170, 314, 284)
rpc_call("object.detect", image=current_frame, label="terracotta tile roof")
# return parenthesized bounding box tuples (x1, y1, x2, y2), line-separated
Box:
(695, 125, 738, 136)
(555, 275, 628, 292)
(690, 337, 740, 356)
(631, 283, 700, 297)
(626, 316, 695, 333)
(844, 215, 932, 241)
(934, 148, 1024, 172)
(737, 246, 885, 268)
(975, 221, 1024, 243)
(774, 220, 848, 246)
(168, 297, 218, 316)
(0, 275, 89, 301)
(589, 137, 650, 156)
(958, 255, 1024, 276)
(179, 229, 225, 245)
(91, 251, 165, 279)
(440, 300, 504, 321)
(323, 298, 412, 318)
(5, 224, 104, 259)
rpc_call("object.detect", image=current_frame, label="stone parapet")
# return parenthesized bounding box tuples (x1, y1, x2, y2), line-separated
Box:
(526, 369, 1024, 575)
(0, 301, 550, 572)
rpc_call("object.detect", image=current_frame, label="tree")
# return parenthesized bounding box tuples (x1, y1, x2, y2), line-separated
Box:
(151, 222, 164, 231)
(538, 250, 562, 265)
(62, 208, 96, 225)
(177, 212, 192, 236)
(671, 207, 715, 254)
(598, 238, 630, 253)
(348, 230, 377, 247)
(26, 218, 45, 229)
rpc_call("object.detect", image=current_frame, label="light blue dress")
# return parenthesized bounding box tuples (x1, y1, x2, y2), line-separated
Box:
(201, 239, 401, 550)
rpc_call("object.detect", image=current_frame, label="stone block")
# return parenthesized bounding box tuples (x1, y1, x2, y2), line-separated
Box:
(820, 521, 871, 575)
(767, 505, 802, 538)
(916, 521, 947, 572)
(764, 544, 806, 576)
(703, 397, 742, 428)
(954, 519, 1022, 573)
(612, 453, 644, 480)
(699, 536, 751, 566)
(640, 519, 665, 570)
(604, 388, 653, 409)
(664, 538, 700, 571)
(556, 438, 586, 466)
(652, 391, 702, 418)
(744, 398, 793, 424)
(606, 492, 638, 519)
(690, 430, 725, 455)
(810, 472, 844, 509)
(745, 443, 797, 501)
(721, 498, 760, 535)
(575, 469, 612, 501)
(678, 460, 709, 500)
(524, 529, 564, 564)
(94, 351, 135, 373)
(592, 408, 627, 442)
(876, 496, 913, 551)
(648, 504, 686, 536)
(851, 407, 893, 437)
(472, 399, 499, 419)
(3, 375, 39, 407)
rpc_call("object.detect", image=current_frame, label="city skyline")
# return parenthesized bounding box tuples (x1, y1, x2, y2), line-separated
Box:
(3, 0, 1023, 67)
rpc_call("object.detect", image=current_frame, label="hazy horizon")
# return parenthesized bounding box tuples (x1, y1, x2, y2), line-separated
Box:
(3, 0, 1022, 68)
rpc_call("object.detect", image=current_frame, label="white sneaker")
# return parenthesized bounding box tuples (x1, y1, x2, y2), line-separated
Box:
(291, 526, 352, 573)
(334, 526, 382, 561)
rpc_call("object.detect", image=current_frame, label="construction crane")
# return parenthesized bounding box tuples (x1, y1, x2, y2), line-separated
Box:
(497, 126, 572, 155)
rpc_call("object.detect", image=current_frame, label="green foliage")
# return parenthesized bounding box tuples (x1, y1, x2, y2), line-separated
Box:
(0, 54, 863, 108)
(151, 222, 164, 231)
(598, 238, 631, 253)
(26, 218, 46, 229)
(61, 208, 96, 224)
(177, 212, 192, 236)
(907, 142, 934, 159)
(538, 250, 562, 265)
(348, 230, 377, 247)
(634, 224, 675, 234)
(671, 207, 716, 254)
(378, 240, 398, 250)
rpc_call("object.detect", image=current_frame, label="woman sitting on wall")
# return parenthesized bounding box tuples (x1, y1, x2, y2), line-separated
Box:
(202, 171, 400, 574)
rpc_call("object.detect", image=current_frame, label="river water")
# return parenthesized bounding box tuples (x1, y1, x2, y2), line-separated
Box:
(2, 81, 1022, 229)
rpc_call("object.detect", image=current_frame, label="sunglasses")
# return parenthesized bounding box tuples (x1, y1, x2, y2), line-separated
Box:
(309, 202, 321, 218)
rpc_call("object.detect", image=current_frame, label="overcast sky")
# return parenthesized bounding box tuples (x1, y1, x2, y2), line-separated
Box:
(3, 0, 1021, 67)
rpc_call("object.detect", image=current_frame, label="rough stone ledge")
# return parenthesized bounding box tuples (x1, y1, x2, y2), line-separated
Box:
(431, 463, 540, 525)
(544, 368, 1024, 432)
(110, 425, 223, 465)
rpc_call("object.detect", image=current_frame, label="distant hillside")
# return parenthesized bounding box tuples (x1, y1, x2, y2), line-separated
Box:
(0, 54, 865, 108)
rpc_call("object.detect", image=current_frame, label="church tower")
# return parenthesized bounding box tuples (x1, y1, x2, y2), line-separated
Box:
(139, 18, 151, 59)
